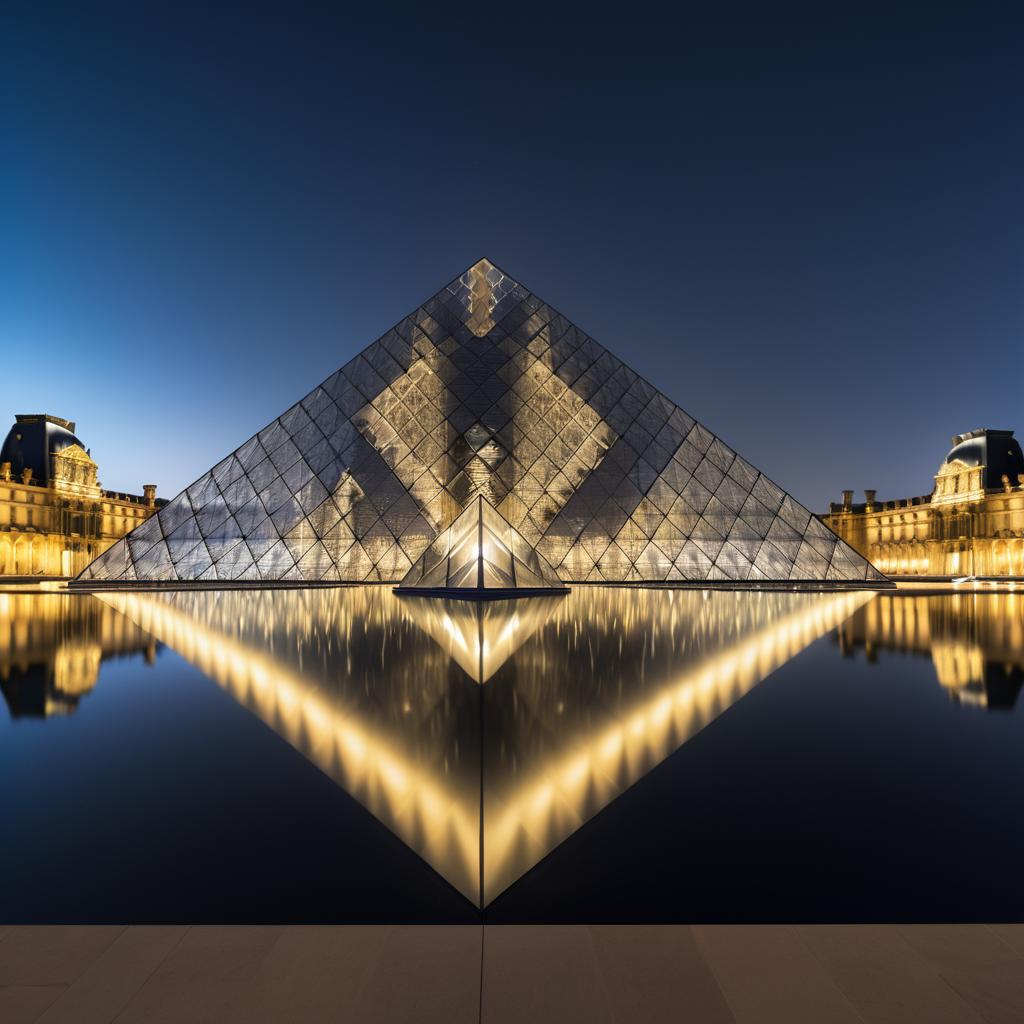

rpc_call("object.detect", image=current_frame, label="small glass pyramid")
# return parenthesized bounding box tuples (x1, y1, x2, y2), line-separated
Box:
(396, 496, 568, 598)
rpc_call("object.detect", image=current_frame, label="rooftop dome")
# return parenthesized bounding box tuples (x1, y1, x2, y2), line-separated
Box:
(944, 429, 1024, 490)
(0, 414, 87, 486)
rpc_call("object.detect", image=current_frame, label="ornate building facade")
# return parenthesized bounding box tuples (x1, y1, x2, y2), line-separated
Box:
(823, 429, 1024, 577)
(0, 414, 162, 577)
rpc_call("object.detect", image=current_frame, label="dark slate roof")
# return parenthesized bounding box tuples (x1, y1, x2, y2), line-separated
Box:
(0, 414, 86, 486)
(945, 429, 1024, 489)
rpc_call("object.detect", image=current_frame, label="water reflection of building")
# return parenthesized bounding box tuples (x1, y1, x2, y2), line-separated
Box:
(0, 414, 162, 577)
(835, 593, 1024, 709)
(0, 593, 157, 717)
(824, 429, 1024, 577)
(100, 586, 869, 905)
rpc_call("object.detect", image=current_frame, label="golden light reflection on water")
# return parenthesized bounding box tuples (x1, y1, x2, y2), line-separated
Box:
(836, 592, 1024, 709)
(397, 594, 565, 683)
(6, 588, 1023, 903)
(478, 588, 871, 901)
(96, 588, 484, 901)
(95, 586, 870, 904)
(0, 592, 155, 717)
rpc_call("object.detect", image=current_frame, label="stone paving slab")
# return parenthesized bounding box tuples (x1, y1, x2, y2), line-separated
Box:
(2, 925, 1024, 1022)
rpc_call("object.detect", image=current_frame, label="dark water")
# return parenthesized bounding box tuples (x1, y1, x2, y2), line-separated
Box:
(1, 587, 1022, 922)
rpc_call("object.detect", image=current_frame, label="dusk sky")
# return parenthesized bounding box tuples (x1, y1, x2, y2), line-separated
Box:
(3, 4, 1021, 509)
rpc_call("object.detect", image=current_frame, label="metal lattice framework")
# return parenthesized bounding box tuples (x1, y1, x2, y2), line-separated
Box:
(79, 259, 886, 585)
(397, 495, 566, 594)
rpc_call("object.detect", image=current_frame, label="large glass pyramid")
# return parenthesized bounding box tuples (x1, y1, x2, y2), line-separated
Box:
(397, 495, 567, 597)
(78, 258, 888, 586)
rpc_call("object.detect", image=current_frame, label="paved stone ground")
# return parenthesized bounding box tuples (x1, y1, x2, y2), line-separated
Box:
(2, 925, 1024, 1022)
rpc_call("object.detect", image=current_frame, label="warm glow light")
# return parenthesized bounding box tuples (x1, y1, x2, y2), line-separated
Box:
(480, 589, 871, 902)
(97, 591, 482, 902)
(98, 586, 871, 906)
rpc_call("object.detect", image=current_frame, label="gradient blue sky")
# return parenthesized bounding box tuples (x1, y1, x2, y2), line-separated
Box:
(2, 4, 1021, 508)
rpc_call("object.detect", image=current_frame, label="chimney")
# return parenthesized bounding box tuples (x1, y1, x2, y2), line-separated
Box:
(864, 489, 877, 512)
(143, 484, 157, 508)
(841, 489, 853, 512)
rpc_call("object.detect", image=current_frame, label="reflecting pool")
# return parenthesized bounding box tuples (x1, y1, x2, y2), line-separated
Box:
(3, 587, 1024, 921)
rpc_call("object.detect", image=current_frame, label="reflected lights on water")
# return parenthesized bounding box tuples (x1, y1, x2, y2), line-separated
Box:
(97, 586, 869, 904)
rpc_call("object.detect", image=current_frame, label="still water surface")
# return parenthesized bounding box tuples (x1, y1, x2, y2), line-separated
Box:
(2, 587, 1023, 921)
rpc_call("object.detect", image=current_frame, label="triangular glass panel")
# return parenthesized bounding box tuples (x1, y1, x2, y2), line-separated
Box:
(396, 496, 567, 599)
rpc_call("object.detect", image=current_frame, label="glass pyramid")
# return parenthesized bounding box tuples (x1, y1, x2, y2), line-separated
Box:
(78, 258, 888, 586)
(396, 495, 567, 597)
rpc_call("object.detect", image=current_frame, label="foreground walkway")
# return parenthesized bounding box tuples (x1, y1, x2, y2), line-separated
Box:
(2, 924, 1023, 1022)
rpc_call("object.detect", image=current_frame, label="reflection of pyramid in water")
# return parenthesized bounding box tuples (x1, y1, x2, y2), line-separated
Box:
(79, 258, 888, 586)
(398, 595, 564, 682)
(95, 587, 873, 905)
(396, 496, 567, 597)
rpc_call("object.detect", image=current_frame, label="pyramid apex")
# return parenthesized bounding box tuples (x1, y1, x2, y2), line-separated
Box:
(455, 258, 520, 337)
(462, 255, 515, 282)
